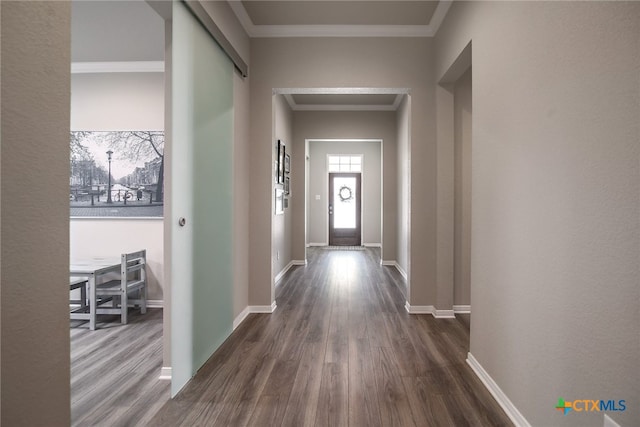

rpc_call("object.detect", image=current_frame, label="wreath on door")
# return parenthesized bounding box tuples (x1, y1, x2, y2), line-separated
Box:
(338, 185, 353, 202)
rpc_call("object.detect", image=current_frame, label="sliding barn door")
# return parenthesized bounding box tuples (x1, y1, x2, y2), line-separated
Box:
(171, 1, 234, 396)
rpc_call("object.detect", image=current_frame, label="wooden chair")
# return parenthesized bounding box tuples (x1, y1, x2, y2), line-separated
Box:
(95, 250, 147, 325)
(69, 277, 88, 313)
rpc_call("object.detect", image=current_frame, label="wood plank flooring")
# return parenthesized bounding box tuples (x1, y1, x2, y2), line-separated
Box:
(150, 248, 513, 427)
(70, 308, 169, 426)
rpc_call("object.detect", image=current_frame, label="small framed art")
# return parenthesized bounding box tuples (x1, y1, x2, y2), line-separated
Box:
(275, 187, 284, 215)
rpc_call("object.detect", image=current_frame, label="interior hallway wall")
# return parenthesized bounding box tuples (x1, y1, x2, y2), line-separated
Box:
(251, 39, 434, 307)
(70, 72, 165, 301)
(436, 2, 640, 426)
(1, 2, 71, 425)
(233, 68, 251, 318)
(396, 96, 411, 277)
(453, 67, 471, 306)
(292, 110, 395, 261)
(273, 95, 293, 280)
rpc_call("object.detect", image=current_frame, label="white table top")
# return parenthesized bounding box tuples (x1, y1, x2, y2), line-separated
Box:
(70, 257, 121, 275)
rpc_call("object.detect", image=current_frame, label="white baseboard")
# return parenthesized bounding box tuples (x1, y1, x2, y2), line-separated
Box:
(292, 259, 307, 265)
(307, 242, 327, 247)
(405, 302, 435, 314)
(248, 301, 277, 313)
(159, 366, 172, 380)
(395, 263, 408, 280)
(147, 300, 164, 309)
(363, 243, 382, 247)
(405, 302, 457, 319)
(381, 260, 408, 281)
(275, 261, 295, 285)
(467, 353, 531, 427)
(233, 306, 251, 330)
(453, 305, 471, 314)
(433, 309, 455, 319)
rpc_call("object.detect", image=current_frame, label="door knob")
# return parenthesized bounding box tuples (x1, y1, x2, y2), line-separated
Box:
(178, 217, 186, 227)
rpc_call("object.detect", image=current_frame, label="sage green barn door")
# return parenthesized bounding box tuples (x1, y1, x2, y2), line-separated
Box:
(171, 1, 234, 396)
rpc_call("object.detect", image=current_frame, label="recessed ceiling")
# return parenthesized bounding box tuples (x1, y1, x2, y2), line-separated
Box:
(291, 94, 397, 106)
(283, 91, 406, 111)
(242, 1, 439, 26)
(230, 0, 452, 37)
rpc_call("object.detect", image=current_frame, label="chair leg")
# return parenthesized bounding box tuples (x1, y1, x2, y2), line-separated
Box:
(80, 283, 87, 311)
(141, 286, 147, 315)
(121, 290, 128, 325)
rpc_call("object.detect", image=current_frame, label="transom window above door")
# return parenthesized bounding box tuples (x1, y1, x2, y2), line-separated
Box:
(328, 155, 362, 172)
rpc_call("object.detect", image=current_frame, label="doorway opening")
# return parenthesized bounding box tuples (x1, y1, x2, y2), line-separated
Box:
(305, 139, 382, 258)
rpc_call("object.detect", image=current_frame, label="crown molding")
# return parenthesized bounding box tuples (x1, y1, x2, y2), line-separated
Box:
(230, 1, 452, 38)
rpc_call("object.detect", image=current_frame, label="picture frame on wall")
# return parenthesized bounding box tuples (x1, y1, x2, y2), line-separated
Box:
(284, 153, 290, 174)
(70, 131, 164, 218)
(275, 187, 284, 215)
(275, 140, 281, 183)
(284, 176, 290, 195)
(276, 140, 285, 184)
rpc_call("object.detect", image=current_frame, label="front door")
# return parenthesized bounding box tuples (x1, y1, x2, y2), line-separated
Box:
(329, 173, 361, 246)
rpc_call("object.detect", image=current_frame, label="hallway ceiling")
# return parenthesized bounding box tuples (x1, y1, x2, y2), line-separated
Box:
(285, 93, 403, 111)
(230, 0, 452, 37)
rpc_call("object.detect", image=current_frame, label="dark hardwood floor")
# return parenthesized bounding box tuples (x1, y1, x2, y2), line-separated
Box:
(150, 248, 512, 427)
(70, 308, 169, 426)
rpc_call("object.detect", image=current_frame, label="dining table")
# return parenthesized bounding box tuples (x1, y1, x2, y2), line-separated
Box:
(70, 257, 121, 330)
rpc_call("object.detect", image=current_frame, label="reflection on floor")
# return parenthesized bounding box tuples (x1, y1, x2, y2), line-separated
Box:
(150, 248, 511, 426)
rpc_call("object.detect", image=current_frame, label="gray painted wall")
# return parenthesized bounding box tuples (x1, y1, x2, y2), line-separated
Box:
(396, 96, 411, 277)
(453, 68, 471, 306)
(436, 2, 640, 425)
(307, 140, 382, 246)
(273, 95, 293, 281)
(1, 2, 71, 424)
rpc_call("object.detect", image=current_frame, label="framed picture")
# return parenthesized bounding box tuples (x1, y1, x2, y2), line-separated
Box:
(275, 188, 284, 215)
(275, 140, 281, 183)
(70, 131, 164, 218)
(276, 140, 285, 184)
(284, 176, 290, 195)
(284, 153, 290, 174)
(283, 198, 289, 209)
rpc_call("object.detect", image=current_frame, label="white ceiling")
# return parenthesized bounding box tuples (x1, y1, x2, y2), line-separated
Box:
(72, 0, 164, 63)
(230, 0, 452, 37)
